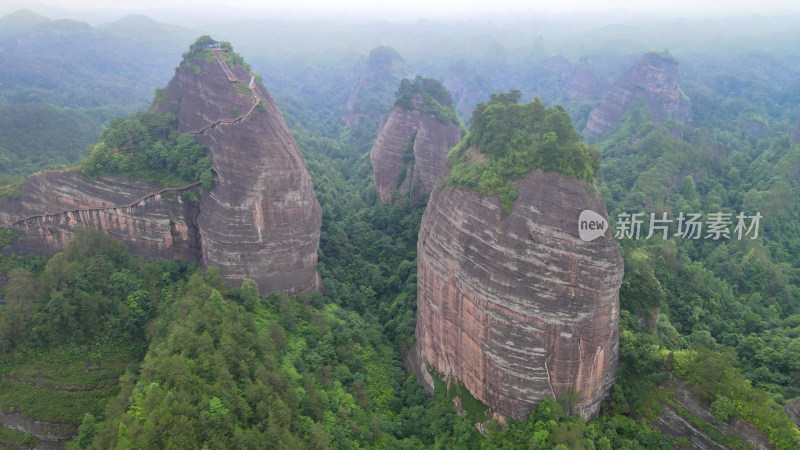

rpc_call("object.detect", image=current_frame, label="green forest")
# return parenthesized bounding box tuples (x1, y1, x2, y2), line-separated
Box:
(1, 8, 800, 450)
(393, 76, 461, 126)
(0, 10, 192, 178)
(81, 111, 214, 188)
(447, 91, 600, 211)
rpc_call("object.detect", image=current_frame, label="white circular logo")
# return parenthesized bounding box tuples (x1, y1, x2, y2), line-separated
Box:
(578, 210, 608, 242)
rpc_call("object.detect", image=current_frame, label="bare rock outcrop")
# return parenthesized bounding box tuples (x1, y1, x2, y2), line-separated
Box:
(0, 41, 321, 296)
(0, 408, 77, 449)
(583, 52, 691, 139)
(154, 55, 321, 295)
(786, 398, 800, 428)
(370, 96, 461, 203)
(412, 168, 623, 420)
(0, 170, 201, 261)
(655, 378, 774, 450)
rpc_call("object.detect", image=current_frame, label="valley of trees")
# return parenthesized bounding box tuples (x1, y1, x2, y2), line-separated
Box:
(1, 7, 800, 449)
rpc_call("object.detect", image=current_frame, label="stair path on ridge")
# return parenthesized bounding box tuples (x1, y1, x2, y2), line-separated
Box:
(0, 180, 204, 229)
(212, 48, 237, 81)
(1, 52, 271, 230)
(187, 49, 263, 136)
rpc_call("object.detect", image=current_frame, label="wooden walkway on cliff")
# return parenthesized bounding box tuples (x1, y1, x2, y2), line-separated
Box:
(0, 51, 283, 231)
(187, 49, 270, 136)
(0, 180, 204, 230)
(211, 49, 237, 82)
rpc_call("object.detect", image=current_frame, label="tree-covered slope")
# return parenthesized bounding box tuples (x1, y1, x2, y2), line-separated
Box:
(0, 11, 190, 181)
(81, 111, 213, 188)
(446, 90, 600, 211)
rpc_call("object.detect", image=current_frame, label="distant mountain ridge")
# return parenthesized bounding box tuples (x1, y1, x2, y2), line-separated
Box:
(0, 9, 49, 37)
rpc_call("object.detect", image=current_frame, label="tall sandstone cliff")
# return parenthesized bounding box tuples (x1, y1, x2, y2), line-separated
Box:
(370, 95, 461, 203)
(0, 42, 321, 296)
(0, 171, 201, 261)
(583, 52, 691, 139)
(153, 55, 321, 295)
(412, 168, 623, 420)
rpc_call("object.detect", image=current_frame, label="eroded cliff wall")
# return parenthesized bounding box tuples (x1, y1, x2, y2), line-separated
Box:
(0, 170, 200, 261)
(154, 57, 321, 295)
(412, 169, 623, 420)
(370, 104, 461, 203)
(0, 45, 321, 297)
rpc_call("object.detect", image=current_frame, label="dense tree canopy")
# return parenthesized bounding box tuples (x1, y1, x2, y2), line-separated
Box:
(81, 111, 213, 188)
(393, 76, 460, 125)
(447, 91, 600, 211)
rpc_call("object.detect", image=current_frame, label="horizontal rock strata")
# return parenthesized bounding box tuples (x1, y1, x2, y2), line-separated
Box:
(0, 170, 200, 261)
(0, 45, 321, 297)
(370, 104, 461, 203)
(413, 169, 623, 420)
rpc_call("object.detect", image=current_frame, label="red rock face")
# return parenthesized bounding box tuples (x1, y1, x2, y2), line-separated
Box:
(0, 50, 321, 297)
(583, 52, 691, 139)
(370, 105, 461, 203)
(155, 57, 321, 296)
(0, 170, 200, 261)
(412, 169, 623, 420)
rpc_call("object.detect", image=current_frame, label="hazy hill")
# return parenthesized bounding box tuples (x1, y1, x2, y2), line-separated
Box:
(1, 9, 800, 449)
(0, 8, 49, 37)
(96, 14, 195, 51)
(0, 10, 190, 177)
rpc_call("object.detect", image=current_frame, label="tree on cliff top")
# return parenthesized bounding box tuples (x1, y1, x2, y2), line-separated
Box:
(394, 76, 461, 126)
(180, 35, 250, 71)
(446, 91, 600, 211)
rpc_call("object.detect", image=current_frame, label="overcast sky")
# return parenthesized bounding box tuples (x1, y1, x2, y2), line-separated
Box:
(2, 0, 799, 25)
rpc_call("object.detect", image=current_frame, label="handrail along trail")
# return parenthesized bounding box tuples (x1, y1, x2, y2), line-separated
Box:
(0, 181, 203, 229)
(187, 49, 263, 136)
(1, 51, 257, 230)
